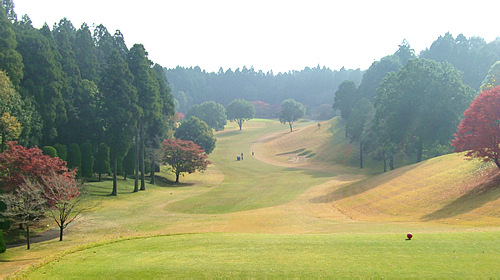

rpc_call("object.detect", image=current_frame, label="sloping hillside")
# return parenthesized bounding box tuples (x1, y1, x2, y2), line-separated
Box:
(257, 118, 500, 226)
(253, 117, 379, 175)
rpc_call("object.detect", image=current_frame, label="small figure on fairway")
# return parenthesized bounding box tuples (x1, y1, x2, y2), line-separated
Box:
(241, 153, 244, 160)
(252, 150, 255, 156)
(237, 155, 240, 161)
(407, 233, 413, 240)
(318, 123, 321, 129)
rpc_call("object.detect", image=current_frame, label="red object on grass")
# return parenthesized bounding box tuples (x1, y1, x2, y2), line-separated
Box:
(407, 233, 413, 240)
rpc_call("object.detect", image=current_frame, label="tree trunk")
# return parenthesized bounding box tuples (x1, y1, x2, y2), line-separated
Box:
(140, 125, 146, 191)
(238, 120, 242, 130)
(26, 223, 30, 250)
(59, 225, 64, 241)
(175, 171, 180, 183)
(111, 156, 117, 196)
(495, 158, 500, 170)
(383, 156, 387, 172)
(389, 155, 394, 171)
(150, 157, 155, 185)
(359, 142, 363, 169)
(289, 122, 293, 132)
(134, 132, 139, 192)
(98, 172, 102, 182)
(416, 140, 423, 163)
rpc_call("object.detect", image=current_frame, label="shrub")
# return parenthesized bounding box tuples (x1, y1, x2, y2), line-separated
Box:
(53, 143, 67, 161)
(80, 143, 94, 178)
(0, 230, 6, 253)
(42, 146, 58, 157)
(0, 192, 9, 230)
(67, 143, 82, 178)
(95, 143, 111, 181)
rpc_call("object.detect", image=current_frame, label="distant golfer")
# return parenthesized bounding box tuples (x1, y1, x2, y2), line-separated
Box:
(241, 153, 244, 160)
(252, 150, 255, 156)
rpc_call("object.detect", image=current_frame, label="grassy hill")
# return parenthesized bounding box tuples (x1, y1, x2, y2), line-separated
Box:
(1, 118, 499, 278)
(256, 117, 500, 226)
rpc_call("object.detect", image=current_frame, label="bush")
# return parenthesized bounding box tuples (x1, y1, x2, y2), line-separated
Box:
(41, 146, 58, 157)
(67, 143, 82, 177)
(0, 230, 6, 254)
(95, 143, 111, 181)
(53, 143, 67, 161)
(80, 142, 94, 178)
(0, 193, 9, 230)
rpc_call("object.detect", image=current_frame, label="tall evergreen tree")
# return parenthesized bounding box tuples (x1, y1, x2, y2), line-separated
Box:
(0, 4, 23, 88)
(16, 21, 66, 145)
(73, 23, 97, 81)
(127, 44, 160, 191)
(99, 49, 139, 195)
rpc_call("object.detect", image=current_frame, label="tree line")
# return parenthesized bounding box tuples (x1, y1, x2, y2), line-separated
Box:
(0, 1, 177, 194)
(333, 39, 500, 172)
(166, 35, 500, 122)
(166, 64, 363, 118)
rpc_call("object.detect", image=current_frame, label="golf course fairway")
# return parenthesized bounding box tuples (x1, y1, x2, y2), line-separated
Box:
(2, 118, 499, 278)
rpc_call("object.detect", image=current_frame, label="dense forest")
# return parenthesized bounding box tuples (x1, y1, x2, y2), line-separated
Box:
(1, 0, 500, 170)
(167, 36, 500, 119)
(0, 0, 179, 197)
(166, 65, 363, 117)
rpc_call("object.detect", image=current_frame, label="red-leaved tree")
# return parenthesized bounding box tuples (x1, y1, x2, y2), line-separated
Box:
(0, 141, 76, 204)
(43, 172, 86, 241)
(452, 86, 500, 169)
(161, 139, 211, 183)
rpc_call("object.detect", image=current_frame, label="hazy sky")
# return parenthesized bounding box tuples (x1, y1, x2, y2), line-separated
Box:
(11, 0, 500, 73)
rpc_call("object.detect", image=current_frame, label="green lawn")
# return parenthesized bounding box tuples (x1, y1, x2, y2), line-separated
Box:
(3, 119, 500, 278)
(24, 232, 500, 279)
(166, 119, 332, 213)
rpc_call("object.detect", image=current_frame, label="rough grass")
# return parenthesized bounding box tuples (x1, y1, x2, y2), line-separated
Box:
(2, 118, 500, 278)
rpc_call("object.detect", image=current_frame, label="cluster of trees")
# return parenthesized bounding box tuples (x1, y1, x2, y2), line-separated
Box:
(0, 142, 85, 250)
(166, 64, 363, 117)
(168, 34, 500, 124)
(333, 40, 485, 171)
(180, 97, 308, 133)
(0, 2, 176, 194)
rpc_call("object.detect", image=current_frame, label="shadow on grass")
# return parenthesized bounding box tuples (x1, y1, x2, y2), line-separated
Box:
(422, 172, 500, 221)
(276, 148, 305, 156)
(154, 175, 195, 188)
(309, 163, 425, 203)
(6, 228, 60, 249)
(89, 184, 113, 197)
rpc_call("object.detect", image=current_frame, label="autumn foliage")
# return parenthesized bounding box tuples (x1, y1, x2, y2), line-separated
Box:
(0, 141, 76, 204)
(161, 139, 211, 183)
(452, 86, 500, 169)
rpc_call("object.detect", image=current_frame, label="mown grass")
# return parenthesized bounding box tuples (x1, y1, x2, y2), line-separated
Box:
(24, 232, 500, 279)
(2, 118, 500, 278)
(165, 119, 333, 214)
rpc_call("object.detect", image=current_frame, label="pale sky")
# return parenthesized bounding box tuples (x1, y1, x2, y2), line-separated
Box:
(11, 0, 500, 73)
